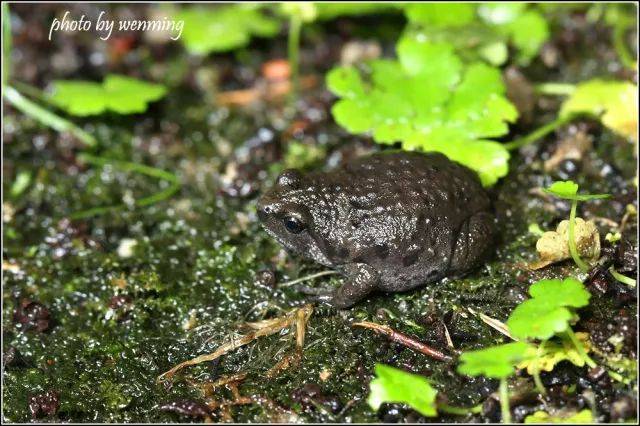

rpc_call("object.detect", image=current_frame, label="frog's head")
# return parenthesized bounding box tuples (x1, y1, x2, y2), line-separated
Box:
(257, 169, 332, 265)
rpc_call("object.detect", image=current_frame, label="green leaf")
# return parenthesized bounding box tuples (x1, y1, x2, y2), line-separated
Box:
(326, 38, 517, 186)
(457, 342, 536, 379)
(543, 180, 610, 201)
(504, 10, 550, 64)
(175, 5, 280, 55)
(50, 75, 167, 116)
(478, 3, 527, 25)
(405, 3, 476, 27)
(528, 278, 591, 308)
(507, 300, 573, 340)
(367, 364, 438, 417)
(524, 409, 594, 423)
(10, 170, 31, 198)
(314, 3, 402, 20)
(517, 332, 591, 373)
(508, 278, 592, 340)
(406, 3, 549, 65)
(559, 79, 638, 142)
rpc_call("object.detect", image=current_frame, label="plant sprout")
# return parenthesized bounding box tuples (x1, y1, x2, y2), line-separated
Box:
(458, 342, 536, 423)
(543, 181, 610, 272)
(507, 278, 596, 374)
(368, 364, 482, 418)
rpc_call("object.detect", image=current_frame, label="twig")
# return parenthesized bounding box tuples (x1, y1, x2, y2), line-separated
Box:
(352, 321, 452, 362)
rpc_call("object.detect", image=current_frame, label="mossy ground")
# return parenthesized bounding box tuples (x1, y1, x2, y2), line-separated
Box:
(2, 4, 637, 423)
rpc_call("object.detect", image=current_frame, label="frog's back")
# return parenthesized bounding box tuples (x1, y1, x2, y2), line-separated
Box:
(327, 151, 490, 217)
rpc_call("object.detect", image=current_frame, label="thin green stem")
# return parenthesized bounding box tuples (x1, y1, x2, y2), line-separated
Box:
(70, 154, 181, 219)
(2, 2, 11, 87)
(609, 267, 636, 287)
(279, 270, 338, 287)
(532, 341, 547, 395)
(287, 13, 302, 102)
(504, 114, 575, 151)
(438, 403, 483, 416)
(534, 83, 576, 96)
(12, 81, 50, 104)
(613, 21, 636, 70)
(499, 378, 511, 424)
(568, 199, 590, 272)
(565, 328, 597, 369)
(78, 153, 179, 183)
(3, 85, 97, 147)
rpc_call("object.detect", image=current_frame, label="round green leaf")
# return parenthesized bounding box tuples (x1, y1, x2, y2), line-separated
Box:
(507, 299, 573, 340)
(367, 364, 438, 417)
(457, 342, 536, 379)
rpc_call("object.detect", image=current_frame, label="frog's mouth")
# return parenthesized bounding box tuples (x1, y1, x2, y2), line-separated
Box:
(259, 222, 334, 268)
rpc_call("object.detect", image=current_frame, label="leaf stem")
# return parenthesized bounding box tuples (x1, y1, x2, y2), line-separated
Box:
(565, 327, 596, 369)
(499, 378, 511, 424)
(568, 199, 590, 272)
(2, 2, 11, 87)
(613, 21, 637, 70)
(438, 403, 482, 416)
(287, 13, 302, 102)
(532, 341, 547, 395)
(608, 266, 636, 287)
(504, 114, 575, 151)
(3, 85, 97, 147)
(534, 83, 576, 96)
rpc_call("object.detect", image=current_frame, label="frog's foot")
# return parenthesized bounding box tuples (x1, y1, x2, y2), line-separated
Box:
(330, 263, 379, 309)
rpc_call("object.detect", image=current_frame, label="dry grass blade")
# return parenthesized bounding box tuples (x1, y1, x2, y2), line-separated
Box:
(158, 305, 313, 383)
(467, 307, 516, 340)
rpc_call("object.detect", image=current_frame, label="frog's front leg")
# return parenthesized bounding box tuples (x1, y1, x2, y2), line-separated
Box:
(331, 263, 379, 309)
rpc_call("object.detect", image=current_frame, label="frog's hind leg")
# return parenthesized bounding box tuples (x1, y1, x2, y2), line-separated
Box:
(450, 212, 496, 274)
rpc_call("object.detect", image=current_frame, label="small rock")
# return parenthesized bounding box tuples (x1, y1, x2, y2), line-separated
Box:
(108, 295, 133, 309)
(13, 299, 51, 332)
(29, 390, 60, 419)
(255, 269, 276, 288)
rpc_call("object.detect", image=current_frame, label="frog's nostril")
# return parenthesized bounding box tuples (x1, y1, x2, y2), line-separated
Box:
(257, 201, 273, 219)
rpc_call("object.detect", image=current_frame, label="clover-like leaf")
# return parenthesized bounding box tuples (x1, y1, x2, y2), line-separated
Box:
(175, 5, 280, 55)
(524, 409, 594, 424)
(406, 3, 549, 65)
(457, 342, 536, 379)
(327, 37, 518, 186)
(50, 75, 167, 116)
(543, 180, 610, 201)
(367, 364, 438, 417)
(507, 300, 574, 340)
(560, 79, 638, 142)
(517, 332, 591, 374)
(528, 278, 591, 308)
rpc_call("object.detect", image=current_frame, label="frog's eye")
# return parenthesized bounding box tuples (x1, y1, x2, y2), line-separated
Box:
(277, 169, 302, 189)
(283, 215, 306, 234)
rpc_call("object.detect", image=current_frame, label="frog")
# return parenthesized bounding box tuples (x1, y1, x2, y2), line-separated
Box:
(257, 151, 496, 308)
